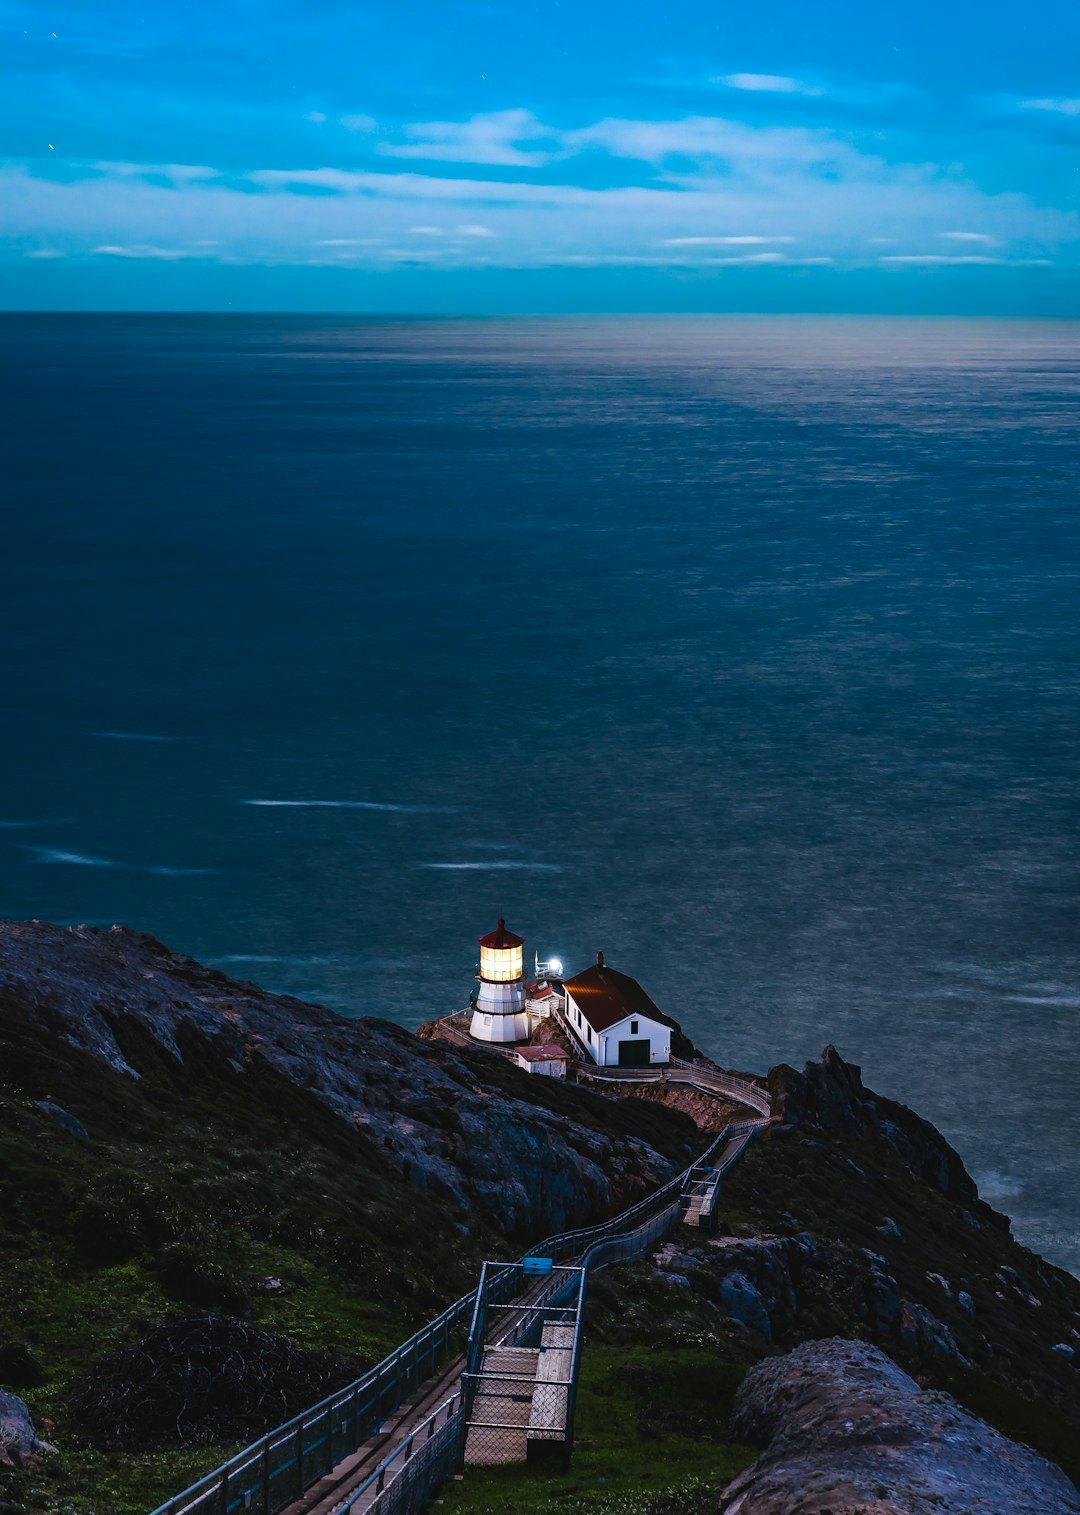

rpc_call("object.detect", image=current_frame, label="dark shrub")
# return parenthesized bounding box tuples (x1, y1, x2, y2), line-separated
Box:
(69, 1314, 361, 1449)
(0, 1341, 44, 1389)
(153, 1243, 250, 1314)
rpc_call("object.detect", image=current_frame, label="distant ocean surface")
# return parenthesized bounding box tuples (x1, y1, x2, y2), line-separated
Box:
(3, 313, 1079, 1273)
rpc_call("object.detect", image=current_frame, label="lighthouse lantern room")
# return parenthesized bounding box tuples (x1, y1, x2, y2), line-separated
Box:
(470, 917, 529, 1044)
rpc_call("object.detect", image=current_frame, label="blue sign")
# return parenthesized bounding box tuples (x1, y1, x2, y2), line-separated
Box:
(522, 1256, 553, 1275)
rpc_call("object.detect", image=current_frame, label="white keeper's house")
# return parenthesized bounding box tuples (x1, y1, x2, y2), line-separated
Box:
(561, 951, 673, 1068)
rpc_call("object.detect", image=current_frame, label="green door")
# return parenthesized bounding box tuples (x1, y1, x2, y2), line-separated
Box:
(618, 1038, 650, 1068)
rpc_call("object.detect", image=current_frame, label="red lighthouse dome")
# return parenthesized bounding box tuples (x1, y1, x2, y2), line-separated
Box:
(478, 916, 524, 984)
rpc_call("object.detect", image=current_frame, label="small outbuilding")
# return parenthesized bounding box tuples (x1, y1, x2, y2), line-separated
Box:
(562, 953, 672, 1067)
(515, 1044, 568, 1079)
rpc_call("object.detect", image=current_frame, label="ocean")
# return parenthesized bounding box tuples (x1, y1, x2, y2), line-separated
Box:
(3, 312, 1079, 1273)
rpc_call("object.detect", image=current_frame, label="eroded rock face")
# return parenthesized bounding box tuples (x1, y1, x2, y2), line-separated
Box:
(719, 1338, 1080, 1515)
(769, 1046, 978, 1207)
(0, 920, 690, 1237)
(0, 1392, 54, 1470)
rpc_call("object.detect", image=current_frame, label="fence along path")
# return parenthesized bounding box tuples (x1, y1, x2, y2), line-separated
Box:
(149, 1064, 771, 1515)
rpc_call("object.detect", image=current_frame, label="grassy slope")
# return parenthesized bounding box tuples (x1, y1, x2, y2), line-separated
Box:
(441, 1344, 758, 1515)
(0, 1013, 502, 1515)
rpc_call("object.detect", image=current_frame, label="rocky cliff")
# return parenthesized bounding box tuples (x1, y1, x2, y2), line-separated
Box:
(0, 918, 698, 1239)
(719, 1338, 1080, 1515)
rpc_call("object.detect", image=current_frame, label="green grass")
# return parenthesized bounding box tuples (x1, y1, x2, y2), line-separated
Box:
(8, 1443, 235, 1515)
(440, 1345, 757, 1515)
(0, 1235, 415, 1515)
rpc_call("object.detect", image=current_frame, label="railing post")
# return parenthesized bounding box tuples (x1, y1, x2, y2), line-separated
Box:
(260, 1441, 271, 1515)
(294, 1422, 304, 1498)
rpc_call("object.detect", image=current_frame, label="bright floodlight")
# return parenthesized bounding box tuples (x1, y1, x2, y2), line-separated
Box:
(549, 958, 563, 976)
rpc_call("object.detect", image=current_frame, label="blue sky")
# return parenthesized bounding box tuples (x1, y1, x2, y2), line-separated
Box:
(4, 0, 1080, 310)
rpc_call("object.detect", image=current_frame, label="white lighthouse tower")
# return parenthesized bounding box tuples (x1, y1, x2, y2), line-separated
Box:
(470, 916, 529, 1044)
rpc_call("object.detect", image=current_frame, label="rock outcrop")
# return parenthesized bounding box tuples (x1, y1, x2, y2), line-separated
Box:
(0, 1393, 54, 1470)
(769, 1045, 979, 1207)
(719, 1338, 1080, 1515)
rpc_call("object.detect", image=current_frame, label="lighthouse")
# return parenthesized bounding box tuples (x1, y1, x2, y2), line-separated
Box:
(470, 917, 529, 1044)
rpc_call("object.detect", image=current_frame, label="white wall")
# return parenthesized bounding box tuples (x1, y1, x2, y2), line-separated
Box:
(516, 1056, 566, 1078)
(596, 1014, 669, 1067)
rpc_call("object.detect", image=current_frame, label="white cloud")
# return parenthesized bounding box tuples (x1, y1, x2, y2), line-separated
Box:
(661, 235, 796, 245)
(564, 115, 862, 172)
(26, 247, 65, 258)
(458, 223, 496, 236)
(305, 111, 328, 124)
(93, 243, 203, 259)
(879, 254, 1004, 265)
(1019, 98, 1080, 116)
(409, 225, 444, 235)
(378, 109, 554, 166)
(939, 231, 999, 244)
(717, 73, 823, 97)
(94, 161, 220, 183)
(340, 113, 377, 132)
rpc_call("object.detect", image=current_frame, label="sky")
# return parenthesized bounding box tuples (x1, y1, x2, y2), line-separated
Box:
(3, 0, 1080, 311)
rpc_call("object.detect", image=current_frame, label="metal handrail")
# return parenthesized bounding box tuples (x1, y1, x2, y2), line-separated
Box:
(337, 1387, 465, 1513)
(578, 1058, 772, 1116)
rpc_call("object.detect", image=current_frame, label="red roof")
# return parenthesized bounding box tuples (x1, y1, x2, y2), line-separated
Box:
(517, 1044, 568, 1062)
(478, 916, 523, 950)
(562, 961, 675, 1034)
(526, 979, 557, 998)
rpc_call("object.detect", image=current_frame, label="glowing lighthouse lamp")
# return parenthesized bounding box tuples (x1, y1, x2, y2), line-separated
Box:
(470, 916, 530, 1044)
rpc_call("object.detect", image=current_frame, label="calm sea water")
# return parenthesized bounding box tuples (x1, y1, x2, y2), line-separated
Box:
(3, 313, 1079, 1272)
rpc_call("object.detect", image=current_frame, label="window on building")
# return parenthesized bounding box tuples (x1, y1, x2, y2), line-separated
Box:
(630, 1020, 639, 1034)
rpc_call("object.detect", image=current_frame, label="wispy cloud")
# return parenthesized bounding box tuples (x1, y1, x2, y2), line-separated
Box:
(94, 161, 220, 183)
(878, 254, 1005, 266)
(564, 115, 863, 171)
(93, 243, 204, 259)
(377, 108, 555, 166)
(939, 231, 1000, 244)
(661, 235, 796, 245)
(340, 113, 377, 132)
(717, 72, 824, 97)
(1019, 97, 1080, 116)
